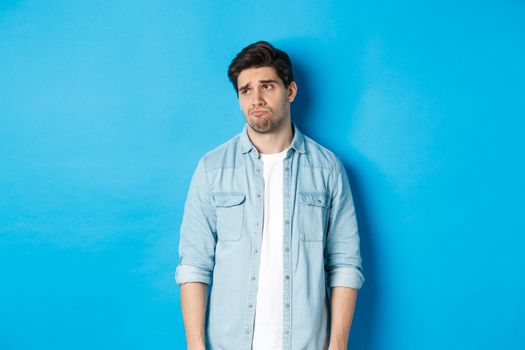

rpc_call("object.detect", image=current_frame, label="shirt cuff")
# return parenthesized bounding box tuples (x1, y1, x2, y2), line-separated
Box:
(327, 267, 365, 289)
(175, 264, 212, 286)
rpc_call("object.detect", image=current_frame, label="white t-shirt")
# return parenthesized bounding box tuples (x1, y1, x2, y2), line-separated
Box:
(251, 148, 289, 350)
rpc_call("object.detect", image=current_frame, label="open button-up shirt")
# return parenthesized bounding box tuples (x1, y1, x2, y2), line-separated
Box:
(176, 124, 364, 350)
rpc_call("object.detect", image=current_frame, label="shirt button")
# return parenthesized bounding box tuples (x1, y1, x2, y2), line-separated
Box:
(284, 167, 289, 171)
(245, 329, 250, 334)
(285, 275, 290, 280)
(285, 247, 289, 252)
(255, 249, 258, 253)
(285, 220, 289, 225)
(317, 199, 322, 203)
(285, 303, 290, 308)
(256, 193, 261, 198)
(284, 330, 289, 335)
(251, 276, 256, 280)
(248, 304, 253, 308)
(256, 221, 260, 226)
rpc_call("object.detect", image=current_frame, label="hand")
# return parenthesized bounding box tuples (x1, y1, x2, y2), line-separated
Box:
(328, 342, 347, 350)
(186, 340, 205, 350)
(187, 345, 205, 350)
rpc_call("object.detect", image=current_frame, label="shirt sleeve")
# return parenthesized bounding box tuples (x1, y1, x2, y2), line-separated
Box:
(324, 156, 365, 289)
(175, 158, 217, 286)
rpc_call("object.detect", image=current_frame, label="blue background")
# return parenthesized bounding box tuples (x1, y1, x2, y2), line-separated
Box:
(1, 1, 524, 349)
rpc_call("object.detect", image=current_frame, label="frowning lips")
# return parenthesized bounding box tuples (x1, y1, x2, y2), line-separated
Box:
(250, 108, 270, 117)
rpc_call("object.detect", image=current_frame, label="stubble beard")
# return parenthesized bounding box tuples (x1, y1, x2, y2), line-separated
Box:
(246, 109, 287, 135)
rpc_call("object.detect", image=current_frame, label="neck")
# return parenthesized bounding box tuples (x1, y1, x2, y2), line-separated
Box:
(247, 119, 294, 154)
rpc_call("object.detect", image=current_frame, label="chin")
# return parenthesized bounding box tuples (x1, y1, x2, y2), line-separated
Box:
(249, 124, 272, 134)
(246, 114, 284, 134)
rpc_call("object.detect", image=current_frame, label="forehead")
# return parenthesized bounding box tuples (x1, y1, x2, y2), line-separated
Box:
(237, 66, 282, 87)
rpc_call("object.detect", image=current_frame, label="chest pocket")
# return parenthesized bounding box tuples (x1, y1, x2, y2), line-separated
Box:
(299, 191, 330, 242)
(212, 192, 246, 242)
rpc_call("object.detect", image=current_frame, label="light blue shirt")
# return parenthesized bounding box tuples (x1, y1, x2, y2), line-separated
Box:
(176, 124, 364, 350)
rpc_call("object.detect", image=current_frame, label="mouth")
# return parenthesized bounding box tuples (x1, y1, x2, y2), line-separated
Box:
(250, 109, 269, 117)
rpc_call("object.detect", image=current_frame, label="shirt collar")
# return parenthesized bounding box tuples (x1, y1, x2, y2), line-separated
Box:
(239, 122, 306, 155)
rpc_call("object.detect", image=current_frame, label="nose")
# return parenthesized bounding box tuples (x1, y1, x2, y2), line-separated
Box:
(251, 89, 265, 107)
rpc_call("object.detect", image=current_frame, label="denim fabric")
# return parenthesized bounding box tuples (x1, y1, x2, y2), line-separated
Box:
(176, 124, 364, 350)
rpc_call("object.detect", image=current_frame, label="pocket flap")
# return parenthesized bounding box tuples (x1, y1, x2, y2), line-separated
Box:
(211, 192, 246, 207)
(299, 191, 329, 207)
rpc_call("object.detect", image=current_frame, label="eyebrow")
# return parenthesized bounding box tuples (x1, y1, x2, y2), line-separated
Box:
(238, 79, 280, 92)
(238, 83, 250, 91)
(259, 79, 279, 84)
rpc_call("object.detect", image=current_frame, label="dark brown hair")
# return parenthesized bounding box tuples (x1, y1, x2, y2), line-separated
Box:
(227, 41, 294, 93)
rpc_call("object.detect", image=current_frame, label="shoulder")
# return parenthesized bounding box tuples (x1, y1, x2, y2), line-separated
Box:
(198, 133, 243, 172)
(302, 134, 343, 171)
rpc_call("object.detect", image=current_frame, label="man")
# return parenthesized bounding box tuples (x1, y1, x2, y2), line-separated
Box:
(175, 41, 364, 350)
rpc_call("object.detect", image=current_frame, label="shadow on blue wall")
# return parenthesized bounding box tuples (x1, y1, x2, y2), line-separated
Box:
(344, 161, 379, 350)
(290, 58, 315, 131)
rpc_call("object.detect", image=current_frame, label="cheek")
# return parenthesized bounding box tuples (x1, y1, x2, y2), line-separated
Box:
(238, 99, 248, 111)
(272, 96, 287, 110)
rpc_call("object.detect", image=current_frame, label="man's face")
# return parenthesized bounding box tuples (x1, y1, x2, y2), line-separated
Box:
(237, 66, 297, 134)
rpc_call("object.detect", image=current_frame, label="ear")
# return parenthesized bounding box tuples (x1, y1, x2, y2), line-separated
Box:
(287, 81, 297, 102)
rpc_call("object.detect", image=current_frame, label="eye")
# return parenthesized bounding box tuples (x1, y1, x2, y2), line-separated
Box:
(239, 88, 250, 95)
(261, 83, 273, 90)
